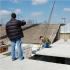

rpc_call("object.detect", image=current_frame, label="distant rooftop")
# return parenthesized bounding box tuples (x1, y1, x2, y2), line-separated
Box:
(60, 24, 70, 33)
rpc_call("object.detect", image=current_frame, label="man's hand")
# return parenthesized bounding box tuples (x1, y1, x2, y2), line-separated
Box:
(21, 20, 26, 26)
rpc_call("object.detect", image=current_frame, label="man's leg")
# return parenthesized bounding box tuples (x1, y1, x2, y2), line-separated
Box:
(45, 43, 49, 48)
(43, 43, 49, 48)
(11, 41, 16, 60)
(16, 39, 23, 60)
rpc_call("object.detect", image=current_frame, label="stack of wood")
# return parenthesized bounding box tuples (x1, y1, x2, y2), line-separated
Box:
(0, 41, 8, 53)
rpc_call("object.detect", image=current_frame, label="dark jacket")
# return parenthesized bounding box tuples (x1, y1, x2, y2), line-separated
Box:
(6, 18, 26, 41)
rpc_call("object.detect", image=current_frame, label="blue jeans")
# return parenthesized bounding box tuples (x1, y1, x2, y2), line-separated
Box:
(11, 39, 23, 60)
(43, 43, 49, 48)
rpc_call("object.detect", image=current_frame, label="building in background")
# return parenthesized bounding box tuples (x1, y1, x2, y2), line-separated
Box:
(60, 24, 70, 40)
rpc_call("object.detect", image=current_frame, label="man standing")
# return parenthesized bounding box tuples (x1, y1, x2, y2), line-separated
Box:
(6, 13, 26, 61)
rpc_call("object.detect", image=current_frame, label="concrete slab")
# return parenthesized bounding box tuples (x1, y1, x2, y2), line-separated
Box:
(36, 39, 70, 58)
(0, 55, 70, 70)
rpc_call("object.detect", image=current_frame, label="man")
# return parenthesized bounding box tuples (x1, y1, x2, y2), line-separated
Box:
(6, 13, 26, 61)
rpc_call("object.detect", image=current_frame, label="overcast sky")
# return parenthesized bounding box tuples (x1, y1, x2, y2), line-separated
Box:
(0, 0, 70, 25)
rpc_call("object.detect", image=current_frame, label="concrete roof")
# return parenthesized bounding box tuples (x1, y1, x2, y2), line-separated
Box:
(0, 55, 70, 70)
(36, 39, 70, 58)
(0, 40, 70, 70)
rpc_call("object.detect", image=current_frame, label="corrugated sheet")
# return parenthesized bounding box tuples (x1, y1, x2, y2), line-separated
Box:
(23, 24, 60, 44)
(0, 24, 60, 44)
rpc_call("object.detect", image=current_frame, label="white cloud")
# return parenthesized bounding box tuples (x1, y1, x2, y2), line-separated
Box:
(0, 10, 11, 16)
(31, 12, 43, 17)
(64, 8, 70, 12)
(32, 0, 48, 5)
(14, 9, 22, 14)
(9, 0, 26, 3)
(13, 0, 19, 3)
(10, 0, 19, 3)
(0, 9, 22, 16)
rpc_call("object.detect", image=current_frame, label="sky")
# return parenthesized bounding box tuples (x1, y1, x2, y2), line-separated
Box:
(0, 0, 70, 25)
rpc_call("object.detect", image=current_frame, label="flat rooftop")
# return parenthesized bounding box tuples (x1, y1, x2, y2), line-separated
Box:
(0, 39, 70, 70)
(0, 55, 70, 70)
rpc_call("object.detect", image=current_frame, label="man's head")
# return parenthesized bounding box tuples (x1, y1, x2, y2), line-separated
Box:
(11, 13, 16, 18)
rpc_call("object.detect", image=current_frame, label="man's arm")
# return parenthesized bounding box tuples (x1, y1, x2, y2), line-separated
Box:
(21, 20, 26, 26)
(18, 20, 26, 26)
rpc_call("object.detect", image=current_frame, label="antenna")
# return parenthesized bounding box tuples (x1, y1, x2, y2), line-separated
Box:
(61, 17, 66, 24)
(48, 0, 56, 24)
(61, 17, 66, 41)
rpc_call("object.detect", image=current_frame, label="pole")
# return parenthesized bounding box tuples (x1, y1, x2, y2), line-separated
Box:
(61, 17, 66, 41)
(44, 0, 56, 42)
(48, 0, 56, 24)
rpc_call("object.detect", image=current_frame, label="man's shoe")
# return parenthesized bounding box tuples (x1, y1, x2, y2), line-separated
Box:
(12, 58, 17, 61)
(20, 57, 24, 60)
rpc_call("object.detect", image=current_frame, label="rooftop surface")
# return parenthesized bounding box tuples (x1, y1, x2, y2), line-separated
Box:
(36, 39, 70, 58)
(0, 39, 70, 70)
(0, 55, 70, 70)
